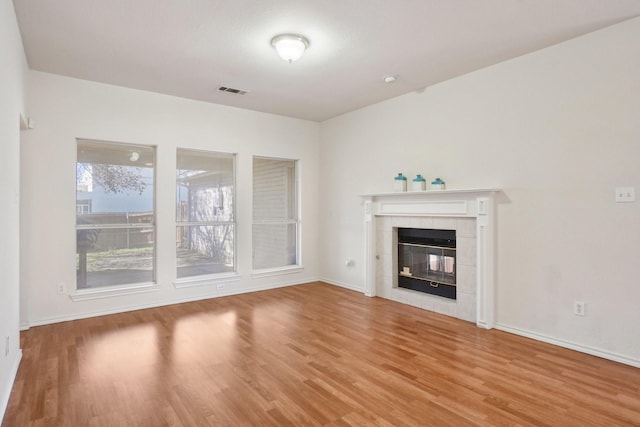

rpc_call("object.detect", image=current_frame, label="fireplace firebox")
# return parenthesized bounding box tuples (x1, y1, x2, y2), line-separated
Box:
(397, 228, 456, 300)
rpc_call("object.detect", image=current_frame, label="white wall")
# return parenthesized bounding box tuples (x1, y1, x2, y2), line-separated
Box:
(0, 1, 28, 421)
(20, 71, 320, 326)
(320, 17, 640, 365)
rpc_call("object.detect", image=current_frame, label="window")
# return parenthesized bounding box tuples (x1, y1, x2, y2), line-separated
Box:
(252, 157, 299, 270)
(76, 140, 155, 289)
(176, 149, 235, 279)
(76, 200, 92, 214)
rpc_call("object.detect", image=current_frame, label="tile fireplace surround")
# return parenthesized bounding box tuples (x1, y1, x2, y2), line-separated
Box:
(360, 189, 499, 329)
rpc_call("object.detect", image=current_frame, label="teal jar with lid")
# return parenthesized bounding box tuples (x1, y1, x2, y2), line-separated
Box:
(431, 177, 445, 190)
(394, 173, 407, 192)
(412, 174, 426, 191)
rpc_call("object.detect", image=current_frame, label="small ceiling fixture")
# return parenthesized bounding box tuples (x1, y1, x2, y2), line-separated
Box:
(129, 151, 139, 162)
(384, 76, 397, 83)
(271, 34, 310, 63)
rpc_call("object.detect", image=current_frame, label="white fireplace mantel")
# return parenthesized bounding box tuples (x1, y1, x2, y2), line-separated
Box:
(360, 188, 500, 329)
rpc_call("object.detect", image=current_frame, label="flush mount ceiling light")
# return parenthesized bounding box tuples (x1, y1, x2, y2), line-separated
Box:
(271, 34, 310, 63)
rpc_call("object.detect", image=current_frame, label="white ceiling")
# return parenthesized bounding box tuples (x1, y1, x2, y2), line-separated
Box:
(13, 0, 640, 122)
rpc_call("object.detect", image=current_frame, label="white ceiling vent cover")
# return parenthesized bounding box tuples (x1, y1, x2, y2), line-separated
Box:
(218, 86, 249, 95)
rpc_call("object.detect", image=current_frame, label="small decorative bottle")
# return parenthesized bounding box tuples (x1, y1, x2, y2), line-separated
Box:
(431, 177, 445, 190)
(412, 174, 426, 191)
(394, 173, 407, 192)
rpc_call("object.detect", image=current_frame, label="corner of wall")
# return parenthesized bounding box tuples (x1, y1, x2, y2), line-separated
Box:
(0, 350, 22, 423)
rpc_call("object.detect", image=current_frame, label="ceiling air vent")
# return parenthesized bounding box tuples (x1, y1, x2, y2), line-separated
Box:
(218, 86, 249, 95)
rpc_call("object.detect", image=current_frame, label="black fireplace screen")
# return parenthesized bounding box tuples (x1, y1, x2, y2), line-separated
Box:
(397, 228, 456, 300)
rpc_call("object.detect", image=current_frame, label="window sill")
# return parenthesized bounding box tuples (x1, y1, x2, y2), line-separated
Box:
(174, 272, 241, 289)
(251, 265, 304, 279)
(70, 282, 159, 301)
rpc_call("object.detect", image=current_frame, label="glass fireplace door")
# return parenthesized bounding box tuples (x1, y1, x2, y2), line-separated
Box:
(398, 243, 456, 286)
(425, 246, 456, 286)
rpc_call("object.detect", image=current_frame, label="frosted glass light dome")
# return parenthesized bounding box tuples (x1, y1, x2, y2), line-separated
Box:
(271, 34, 310, 63)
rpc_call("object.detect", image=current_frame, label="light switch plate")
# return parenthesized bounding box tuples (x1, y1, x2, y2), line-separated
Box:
(615, 187, 635, 203)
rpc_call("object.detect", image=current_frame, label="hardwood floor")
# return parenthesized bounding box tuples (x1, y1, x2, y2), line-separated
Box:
(4, 282, 640, 426)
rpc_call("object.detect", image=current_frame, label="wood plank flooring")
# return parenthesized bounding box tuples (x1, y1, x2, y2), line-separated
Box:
(4, 282, 640, 426)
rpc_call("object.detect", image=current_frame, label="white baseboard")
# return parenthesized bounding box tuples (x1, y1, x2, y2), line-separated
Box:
(319, 278, 365, 293)
(495, 323, 640, 368)
(0, 349, 22, 424)
(24, 278, 321, 328)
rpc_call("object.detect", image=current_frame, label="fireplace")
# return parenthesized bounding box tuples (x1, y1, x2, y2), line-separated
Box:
(397, 228, 456, 299)
(360, 188, 498, 328)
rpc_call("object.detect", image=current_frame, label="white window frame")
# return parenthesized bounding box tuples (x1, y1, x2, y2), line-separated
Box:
(174, 149, 239, 288)
(251, 156, 302, 277)
(72, 139, 158, 301)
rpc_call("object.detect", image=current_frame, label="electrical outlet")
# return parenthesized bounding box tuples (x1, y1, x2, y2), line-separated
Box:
(574, 301, 585, 316)
(216, 284, 225, 291)
(615, 187, 635, 203)
(57, 283, 65, 294)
